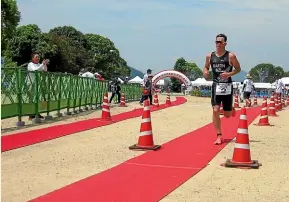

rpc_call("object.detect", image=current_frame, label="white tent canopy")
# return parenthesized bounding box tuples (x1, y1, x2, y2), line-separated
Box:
(271, 77, 289, 86)
(128, 76, 143, 84)
(254, 83, 275, 89)
(281, 77, 289, 85)
(191, 78, 212, 86)
(156, 79, 165, 85)
(186, 77, 288, 90)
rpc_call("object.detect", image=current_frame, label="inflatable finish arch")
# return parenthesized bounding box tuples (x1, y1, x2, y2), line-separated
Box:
(152, 70, 192, 87)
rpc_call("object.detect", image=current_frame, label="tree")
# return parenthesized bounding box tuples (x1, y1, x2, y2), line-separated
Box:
(4, 23, 130, 78)
(6, 24, 56, 66)
(1, 0, 21, 51)
(249, 63, 286, 83)
(185, 62, 203, 81)
(47, 33, 92, 74)
(171, 58, 187, 92)
(49, 26, 87, 47)
(85, 33, 130, 79)
(275, 66, 285, 78)
(171, 57, 203, 92)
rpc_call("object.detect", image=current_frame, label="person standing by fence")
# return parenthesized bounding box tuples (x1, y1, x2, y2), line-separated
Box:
(109, 81, 121, 104)
(139, 73, 153, 105)
(27, 53, 49, 120)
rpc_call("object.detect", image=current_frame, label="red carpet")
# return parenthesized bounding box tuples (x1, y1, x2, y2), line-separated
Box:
(2, 97, 186, 152)
(29, 106, 261, 202)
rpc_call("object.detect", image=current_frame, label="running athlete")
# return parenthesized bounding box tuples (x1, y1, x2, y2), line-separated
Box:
(203, 34, 241, 145)
(242, 73, 255, 107)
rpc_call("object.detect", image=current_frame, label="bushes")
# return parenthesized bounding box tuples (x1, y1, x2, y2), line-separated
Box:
(190, 90, 211, 97)
(190, 90, 202, 97)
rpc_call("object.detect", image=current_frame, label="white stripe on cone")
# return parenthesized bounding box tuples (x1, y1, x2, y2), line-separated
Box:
(144, 106, 150, 111)
(142, 118, 151, 123)
(240, 115, 247, 120)
(102, 108, 110, 112)
(234, 143, 250, 150)
(139, 130, 153, 136)
(237, 128, 248, 134)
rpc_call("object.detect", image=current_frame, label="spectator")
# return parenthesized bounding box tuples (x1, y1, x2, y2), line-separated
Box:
(27, 53, 49, 120)
(139, 73, 153, 105)
(109, 81, 121, 104)
(142, 69, 152, 85)
(242, 74, 255, 107)
(27, 53, 49, 72)
(275, 75, 285, 97)
(238, 82, 244, 102)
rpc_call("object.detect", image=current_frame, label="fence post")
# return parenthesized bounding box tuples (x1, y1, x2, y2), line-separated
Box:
(66, 75, 72, 115)
(33, 71, 41, 123)
(56, 74, 63, 117)
(16, 68, 25, 126)
(45, 72, 53, 120)
(73, 77, 78, 113)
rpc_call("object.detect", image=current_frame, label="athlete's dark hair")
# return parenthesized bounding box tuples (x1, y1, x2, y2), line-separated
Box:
(216, 34, 227, 42)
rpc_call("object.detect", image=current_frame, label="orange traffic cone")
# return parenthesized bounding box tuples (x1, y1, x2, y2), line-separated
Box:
(165, 93, 171, 105)
(255, 97, 273, 126)
(278, 96, 282, 110)
(129, 99, 161, 151)
(100, 92, 112, 121)
(275, 96, 279, 111)
(224, 107, 261, 169)
(153, 93, 159, 107)
(119, 92, 127, 107)
(233, 94, 240, 108)
(268, 96, 278, 117)
(286, 96, 289, 106)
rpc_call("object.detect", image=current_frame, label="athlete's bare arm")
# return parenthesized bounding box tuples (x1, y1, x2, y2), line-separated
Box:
(203, 53, 211, 79)
(228, 52, 241, 77)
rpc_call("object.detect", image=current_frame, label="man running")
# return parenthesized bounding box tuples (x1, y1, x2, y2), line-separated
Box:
(203, 33, 241, 145)
(242, 73, 255, 107)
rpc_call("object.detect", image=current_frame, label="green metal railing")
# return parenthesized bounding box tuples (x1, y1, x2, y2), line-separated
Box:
(1, 68, 142, 123)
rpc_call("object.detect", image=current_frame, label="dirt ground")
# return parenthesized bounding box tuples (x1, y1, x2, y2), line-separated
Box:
(161, 104, 289, 202)
(1, 95, 289, 202)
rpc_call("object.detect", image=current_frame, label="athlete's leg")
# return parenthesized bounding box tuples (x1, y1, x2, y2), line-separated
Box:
(212, 105, 222, 134)
(211, 85, 223, 144)
(246, 92, 251, 106)
(222, 89, 234, 118)
(243, 92, 250, 107)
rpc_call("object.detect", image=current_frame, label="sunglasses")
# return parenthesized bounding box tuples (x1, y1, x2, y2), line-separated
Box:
(215, 40, 226, 44)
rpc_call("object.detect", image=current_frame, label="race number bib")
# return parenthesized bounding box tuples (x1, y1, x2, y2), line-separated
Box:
(215, 83, 232, 95)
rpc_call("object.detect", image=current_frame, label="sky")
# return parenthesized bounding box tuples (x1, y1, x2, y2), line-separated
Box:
(17, 0, 289, 73)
